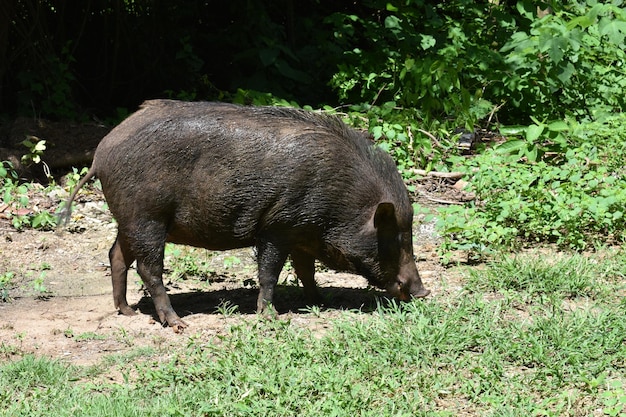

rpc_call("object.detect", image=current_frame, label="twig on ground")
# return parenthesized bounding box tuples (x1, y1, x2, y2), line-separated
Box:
(411, 169, 465, 180)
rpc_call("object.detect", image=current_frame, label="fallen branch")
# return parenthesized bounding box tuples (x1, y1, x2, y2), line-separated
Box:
(416, 128, 445, 150)
(417, 191, 466, 205)
(410, 169, 465, 180)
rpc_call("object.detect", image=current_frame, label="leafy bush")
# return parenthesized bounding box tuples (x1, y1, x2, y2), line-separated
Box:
(499, 2, 626, 122)
(0, 161, 57, 231)
(327, 0, 510, 129)
(16, 42, 77, 119)
(436, 115, 626, 256)
(328, 2, 626, 127)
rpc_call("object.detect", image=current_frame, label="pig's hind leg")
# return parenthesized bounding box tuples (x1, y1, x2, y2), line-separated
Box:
(128, 224, 188, 332)
(109, 235, 137, 316)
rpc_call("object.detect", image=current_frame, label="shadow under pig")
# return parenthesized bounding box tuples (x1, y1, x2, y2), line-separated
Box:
(132, 285, 395, 321)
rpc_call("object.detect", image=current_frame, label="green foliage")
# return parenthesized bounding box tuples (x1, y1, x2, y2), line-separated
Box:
(327, 1, 509, 129)
(602, 380, 626, 417)
(499, 2, 626, 121)
(63, 167, 89, 191)
(215, 299, 239, 317)
(0, 272, 14, 302)
(30, 272, 48, 298)
(0, 161, 57, 231)
(347, 103, 454, 172)
(465, 251, 623, 301)
(20, 138, 47, 166)
(436, 115, 626, 255)
(4, 1, 626, 130)
(315, 1, 626, 177)
(230, 89, 303, 108)
(16, 42, 77, 119)
(165, 244, 215, 281)
(327, 1, 626, 129)
(222, 255, 242, 270)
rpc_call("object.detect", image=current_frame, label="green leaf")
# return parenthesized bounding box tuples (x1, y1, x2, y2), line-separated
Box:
(34, 141, 47, 152)
(599, 17, 626, 45)
(384, 15, 401, 30)
(547, 37, 566, 65)
(500, 125, 527, 136)
(566, 15, 593, 30)
(259, 48, 279, 67)
(516, 0, 535, 20)
(547, 121, 569, 132)
(495, 139, 526, 154)
(526, 124, 545, 142)
(372, 125, 383, 139)
(420, 35, 436, 50)
(557, 62, 575, 84)
(385, 3, 398, 12)
(525, 145, 538, 162)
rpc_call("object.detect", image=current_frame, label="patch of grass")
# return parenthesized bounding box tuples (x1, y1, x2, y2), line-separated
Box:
(602, 380, 626, 417)
(75, 332, 107, 342)
(0, 342, 21, 358)
(164, 244, 215, 281)
(215, 299, 239, 317)
(0, 355, 82, 416)
(0, 252, 624, 416)
(465, 250, 626, 301)
(99, 346, 158, 369)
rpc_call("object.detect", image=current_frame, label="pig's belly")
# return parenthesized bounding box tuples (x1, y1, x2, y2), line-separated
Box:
(166, 226, 257, 251)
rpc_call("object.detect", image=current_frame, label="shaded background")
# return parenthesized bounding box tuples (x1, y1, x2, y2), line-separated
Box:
(1, 0, 363, 118)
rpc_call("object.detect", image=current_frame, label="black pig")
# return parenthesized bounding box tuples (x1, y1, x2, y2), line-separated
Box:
(63, 100, 430, 332)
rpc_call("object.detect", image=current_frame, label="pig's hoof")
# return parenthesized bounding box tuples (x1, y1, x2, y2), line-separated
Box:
(118, 305, 137, 316)
(257, 303, 278, 318)
(169, 318, 188, 333)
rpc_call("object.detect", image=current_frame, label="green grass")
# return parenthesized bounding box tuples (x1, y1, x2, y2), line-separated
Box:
(1, 250, 625, 416)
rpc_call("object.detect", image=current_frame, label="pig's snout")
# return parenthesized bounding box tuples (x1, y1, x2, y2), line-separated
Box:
(386, 278, 430, 301)
(410, 286, 431, 298)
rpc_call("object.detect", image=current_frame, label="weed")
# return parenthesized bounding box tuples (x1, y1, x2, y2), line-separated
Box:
(64, 167, 90, 190)
(20, 137, 52, 180)
(0, 342, 21, 358)
(465, 252, 611, 300)
(216, 299, 239, 317)
(0, 160, 57, 231)
(165, 244, 215, 280)
(30, 272, 48, 298)
(602, 380, 626, 417)
(75, 332, 107, 342)
(116, 328, 134, 347)
(299, 304, 322, 317)
(0, 272, 14, 302)
(223, 255, 241, 269)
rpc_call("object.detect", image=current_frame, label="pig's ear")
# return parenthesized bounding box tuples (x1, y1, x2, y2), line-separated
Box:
(373, 202, 397, 230)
